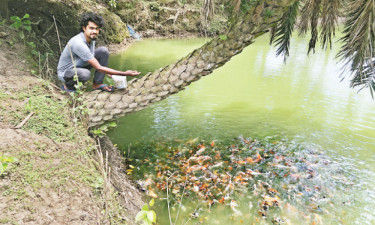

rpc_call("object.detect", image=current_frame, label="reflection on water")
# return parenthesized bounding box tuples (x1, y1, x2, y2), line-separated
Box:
(108, 35, 375, 224)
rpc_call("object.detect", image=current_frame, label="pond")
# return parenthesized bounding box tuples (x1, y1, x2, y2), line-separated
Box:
(107, 35, 375, 224)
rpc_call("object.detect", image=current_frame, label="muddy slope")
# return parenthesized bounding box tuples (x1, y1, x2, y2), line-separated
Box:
(0, 26, 143, 224)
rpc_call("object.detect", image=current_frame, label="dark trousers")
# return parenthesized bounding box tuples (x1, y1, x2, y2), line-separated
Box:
(64, 47, 109, 90)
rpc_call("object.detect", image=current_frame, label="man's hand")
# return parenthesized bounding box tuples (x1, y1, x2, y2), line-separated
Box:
(125, 70, 141, 76)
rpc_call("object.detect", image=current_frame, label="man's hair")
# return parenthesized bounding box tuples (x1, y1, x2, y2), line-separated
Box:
(80, 12, 105, 31)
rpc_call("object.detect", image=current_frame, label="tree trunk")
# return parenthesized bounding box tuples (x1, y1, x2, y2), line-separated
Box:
(86, 0, 297, 127)
(0, 0, 8, 19)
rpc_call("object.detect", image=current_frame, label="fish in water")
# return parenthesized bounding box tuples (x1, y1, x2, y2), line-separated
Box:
(229, 200, 242, 216)
(132, 137, 338, 224)
(196, 146, 206, 155)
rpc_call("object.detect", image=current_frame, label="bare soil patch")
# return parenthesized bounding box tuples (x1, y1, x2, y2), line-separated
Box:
(0, 26, 143, 224)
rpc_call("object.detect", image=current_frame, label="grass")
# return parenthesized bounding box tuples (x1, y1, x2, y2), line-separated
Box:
(23, 94, 77, 142)
(0, 78, 86, 142)
(0, 78, 128, 224)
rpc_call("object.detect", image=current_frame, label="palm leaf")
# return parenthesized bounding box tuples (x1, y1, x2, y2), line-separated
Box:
(270, 0, 300, 62)
(269, 25, 277, 45)
(320, 0, 341, 49)
(337, 0, 375, 90)
(298, 0, 324, 54)
(350, 62, 375, 95)
(298, 0, 315, 36)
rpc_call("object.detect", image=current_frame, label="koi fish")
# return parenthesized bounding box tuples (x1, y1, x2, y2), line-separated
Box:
(147, 190, 158, 198)
(229, 200, 242, 216)
(209, 162, 223, 170)
(272, 164, 298, 172)
(185, 138, 199, 144)
(193, 184, 199, 192)
(249, 201, 253, 209)
(246, 169, 267, 176)
(196, 146, 206, 155)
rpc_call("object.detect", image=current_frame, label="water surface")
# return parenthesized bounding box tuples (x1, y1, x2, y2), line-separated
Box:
(108, 36, 375, 224)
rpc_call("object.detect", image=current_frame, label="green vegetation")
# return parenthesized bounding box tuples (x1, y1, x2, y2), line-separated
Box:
(24, 95, 77, 142)
(69, 73, 91, 122)
(6, 13, 56, 80)
(219, 35, 227, 40)
(136, 199, 157, 225)
(0, 154, 16, 176)
(264, 8, 273, 19)
(9, 14, 31, 40)
(108, 0, 117, 9)
(0, 19, 6, 26)
(90, 121, 117, 138)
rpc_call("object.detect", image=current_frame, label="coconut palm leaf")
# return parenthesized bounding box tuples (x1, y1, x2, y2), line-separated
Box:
(337, 0, 375, 91)
(270, 0, 300, 62)
(320, 0, 341, 50)
(298, 0, 315, 36)
(350, 62, 375, 95)
(269, 25, 277, 45)
(298, 0, 323, 54)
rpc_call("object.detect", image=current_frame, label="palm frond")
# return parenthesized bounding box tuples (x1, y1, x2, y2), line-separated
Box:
(270, 0, 300, 62)
(298, 0, 323, 54)
(320, 0, 341, 50)
(337, 0, 375, 90)
(350, 62, 375, 94)
(269, 25, 277, 45)
(298, 0, 315, 36)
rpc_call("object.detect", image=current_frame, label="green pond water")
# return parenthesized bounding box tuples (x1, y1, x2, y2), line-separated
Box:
(107, 36, 375, 224)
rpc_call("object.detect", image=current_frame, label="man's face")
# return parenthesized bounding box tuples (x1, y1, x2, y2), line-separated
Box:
(82, 21, 100, 42)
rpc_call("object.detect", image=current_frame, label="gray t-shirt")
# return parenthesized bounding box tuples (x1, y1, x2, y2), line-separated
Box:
(57, 32, 95, 81)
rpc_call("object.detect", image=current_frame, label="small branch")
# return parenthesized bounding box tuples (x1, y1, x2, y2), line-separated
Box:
(14, 112, 34, 129)
(53, 15, 62, 54)
(159, 6, 179, 11)
(183, 202, 200, 225)
(38, 52, 41, 77)
(30, 20, 43, 25)
(43, 23, 54, 37)
(174, 161, 190, 224)
(166, 176, 172, 225)
(173, 9, 181, 24)
(105, 149, 109, 220)
(166, 172, 177, 225)
(96, 138, 111, 222)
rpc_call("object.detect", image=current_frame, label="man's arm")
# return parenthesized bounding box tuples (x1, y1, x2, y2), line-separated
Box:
(87, 58, 140, 76)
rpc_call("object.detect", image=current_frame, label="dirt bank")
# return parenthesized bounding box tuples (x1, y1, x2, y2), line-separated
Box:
(0, 26, 143, 224)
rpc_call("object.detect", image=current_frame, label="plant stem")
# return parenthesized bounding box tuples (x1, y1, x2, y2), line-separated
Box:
(166, 172, 176, 225)
(53, 15, 62, 53)
(174, 161, 190, 225)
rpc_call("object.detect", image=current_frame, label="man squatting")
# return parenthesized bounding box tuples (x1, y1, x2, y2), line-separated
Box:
(57, 12, 140, 92)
